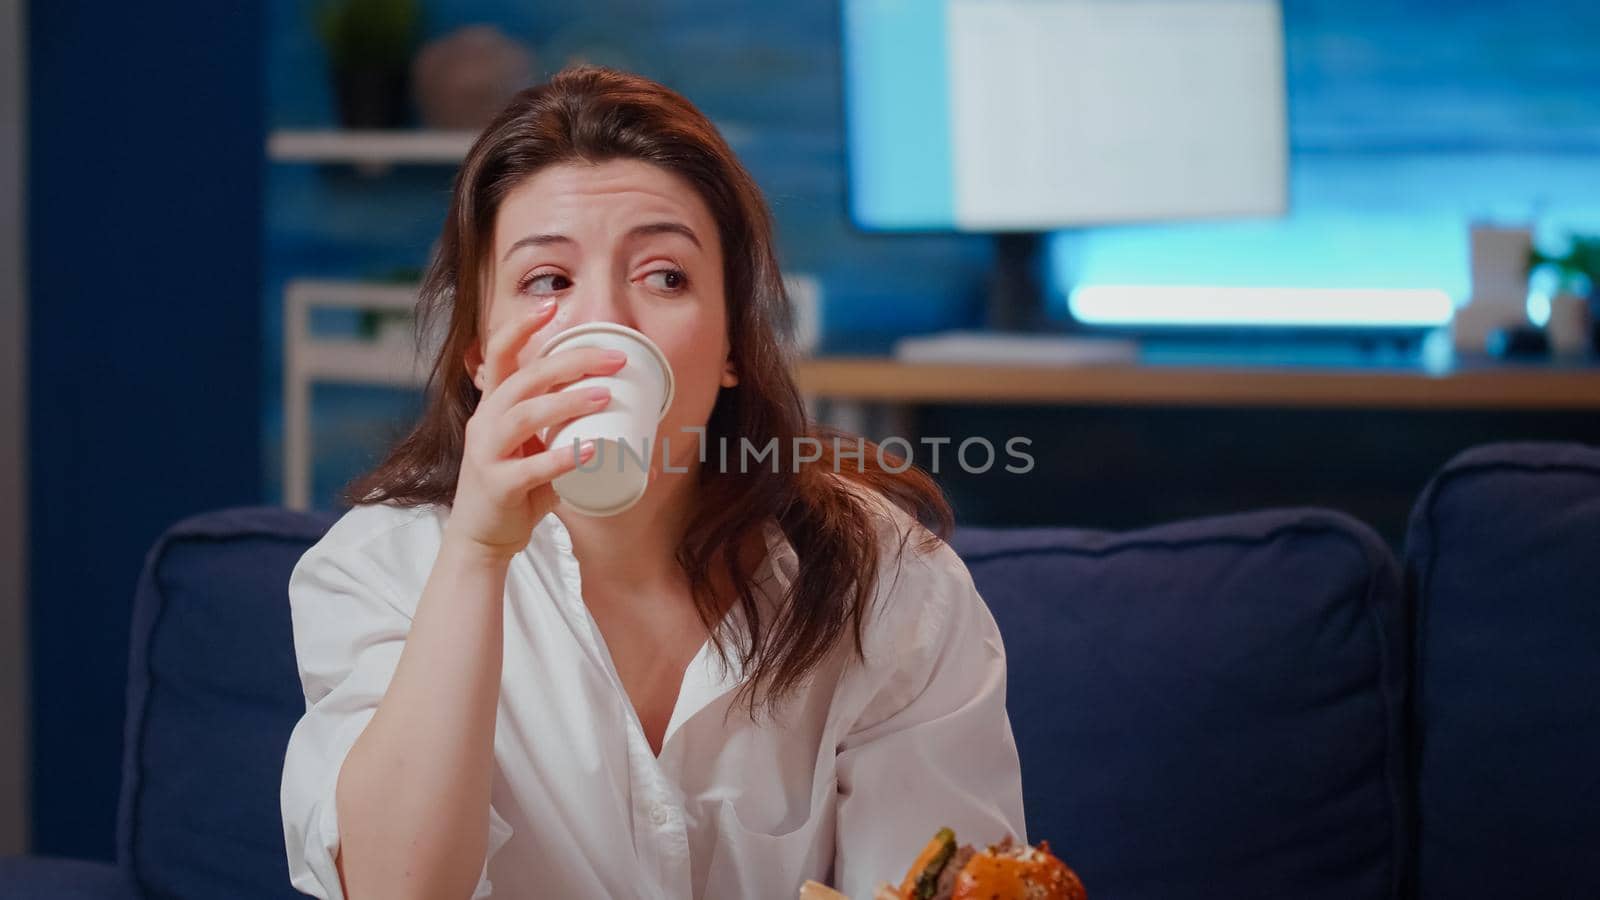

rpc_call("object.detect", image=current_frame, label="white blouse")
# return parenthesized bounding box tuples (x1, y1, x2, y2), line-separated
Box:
(280, 490, 1026, 900)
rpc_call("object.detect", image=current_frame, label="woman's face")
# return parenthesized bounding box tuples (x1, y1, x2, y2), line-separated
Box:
(471, 158, 735, 473)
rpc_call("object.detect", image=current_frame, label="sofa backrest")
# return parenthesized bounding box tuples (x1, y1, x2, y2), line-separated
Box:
(109, 444, 1600, 900)
(955, 508, 1409, 900)
(1404, 441, 1600, 900)
(117, 507, 337, 900)
(117, 502, 1410, 900)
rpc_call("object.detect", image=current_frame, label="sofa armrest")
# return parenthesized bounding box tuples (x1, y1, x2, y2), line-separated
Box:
(0, 856, 140, 900)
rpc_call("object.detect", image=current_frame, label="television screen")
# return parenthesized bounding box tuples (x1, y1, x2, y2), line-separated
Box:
(843, 0, 1289, 232)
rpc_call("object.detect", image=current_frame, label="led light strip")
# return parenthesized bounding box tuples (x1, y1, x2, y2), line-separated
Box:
(1068, 285, 1456, 327)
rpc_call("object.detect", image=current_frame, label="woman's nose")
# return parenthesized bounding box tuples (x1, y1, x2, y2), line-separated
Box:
(566, 278, 638, 331)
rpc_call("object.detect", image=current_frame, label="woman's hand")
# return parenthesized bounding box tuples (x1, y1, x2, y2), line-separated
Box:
(444, 300, 626, 560)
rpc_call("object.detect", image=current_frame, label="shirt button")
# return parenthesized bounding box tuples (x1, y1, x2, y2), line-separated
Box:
(650, 802, 671, 827)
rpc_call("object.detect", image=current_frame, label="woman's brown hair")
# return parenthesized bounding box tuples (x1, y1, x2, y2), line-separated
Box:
(343, 64, 952, 713)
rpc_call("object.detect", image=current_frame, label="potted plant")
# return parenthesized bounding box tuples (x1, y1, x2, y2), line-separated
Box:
(1529, 235, 1600, 354)
(316, 0, 421, 129)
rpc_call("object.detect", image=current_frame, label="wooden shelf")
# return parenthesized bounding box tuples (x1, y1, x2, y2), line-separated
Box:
(792, 357, 1600, 410)
(267, 130, 476, 165)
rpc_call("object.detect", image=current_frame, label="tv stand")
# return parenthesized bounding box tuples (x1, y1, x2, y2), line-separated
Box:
(985, 231, 1057, 331)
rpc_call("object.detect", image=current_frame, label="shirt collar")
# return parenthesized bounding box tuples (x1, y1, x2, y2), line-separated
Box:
(530, 513, 797, 744)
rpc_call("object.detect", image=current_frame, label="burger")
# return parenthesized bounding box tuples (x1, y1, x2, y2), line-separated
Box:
(800, 828, 1086, 900)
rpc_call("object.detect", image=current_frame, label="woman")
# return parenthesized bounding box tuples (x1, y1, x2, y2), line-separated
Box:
(280, 64, 1025, 900)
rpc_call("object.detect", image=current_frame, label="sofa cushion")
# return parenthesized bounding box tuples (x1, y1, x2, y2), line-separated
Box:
(0, 857, 140, 900)
(117, 506, 337, 900)
(954, 508, 1407, 900)
(1404, 441, 1600, 900)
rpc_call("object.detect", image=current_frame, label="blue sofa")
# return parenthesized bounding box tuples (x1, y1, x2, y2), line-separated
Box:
(4, 441, 1597, 900)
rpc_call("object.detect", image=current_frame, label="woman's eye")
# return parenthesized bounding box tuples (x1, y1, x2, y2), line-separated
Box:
(643, 268, 689, 293)
(520, 272, 571, 295)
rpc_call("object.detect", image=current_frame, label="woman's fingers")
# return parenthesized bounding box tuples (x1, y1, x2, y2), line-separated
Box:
(492, 386, 611, 458)
(478, 346, 626, 419)
(480, 300, 558, 392)
(508, 439, 596, 491)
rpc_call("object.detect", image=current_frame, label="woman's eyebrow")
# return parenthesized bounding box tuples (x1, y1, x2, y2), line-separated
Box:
(501, 221, 701, 263)
(623, 221, 702, 250)
(502, 232, 573, 263)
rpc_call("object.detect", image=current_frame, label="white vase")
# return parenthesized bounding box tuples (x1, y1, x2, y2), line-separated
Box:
(1547, 292, 1590, 357)
(412, 26, 535, 131)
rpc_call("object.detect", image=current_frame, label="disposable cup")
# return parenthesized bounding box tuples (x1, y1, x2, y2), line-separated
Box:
(537, 322, 675, 517)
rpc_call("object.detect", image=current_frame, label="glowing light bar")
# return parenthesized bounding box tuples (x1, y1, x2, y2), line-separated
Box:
(1068, 285, 1456, 327)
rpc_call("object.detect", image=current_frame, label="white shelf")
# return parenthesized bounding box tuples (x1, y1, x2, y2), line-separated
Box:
(287, 278, 421, 312)
(301, 338, 430, 387)
(268, 121, 755, 166)
(283, 279, 435, 509)
(286, 280, 433, 387)
(268, 129, 476, 165)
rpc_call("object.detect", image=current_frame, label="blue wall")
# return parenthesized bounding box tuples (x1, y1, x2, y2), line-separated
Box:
(28, 0, 265, 858)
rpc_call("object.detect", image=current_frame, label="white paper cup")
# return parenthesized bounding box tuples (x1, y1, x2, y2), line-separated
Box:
(537, 322, 675, 517)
